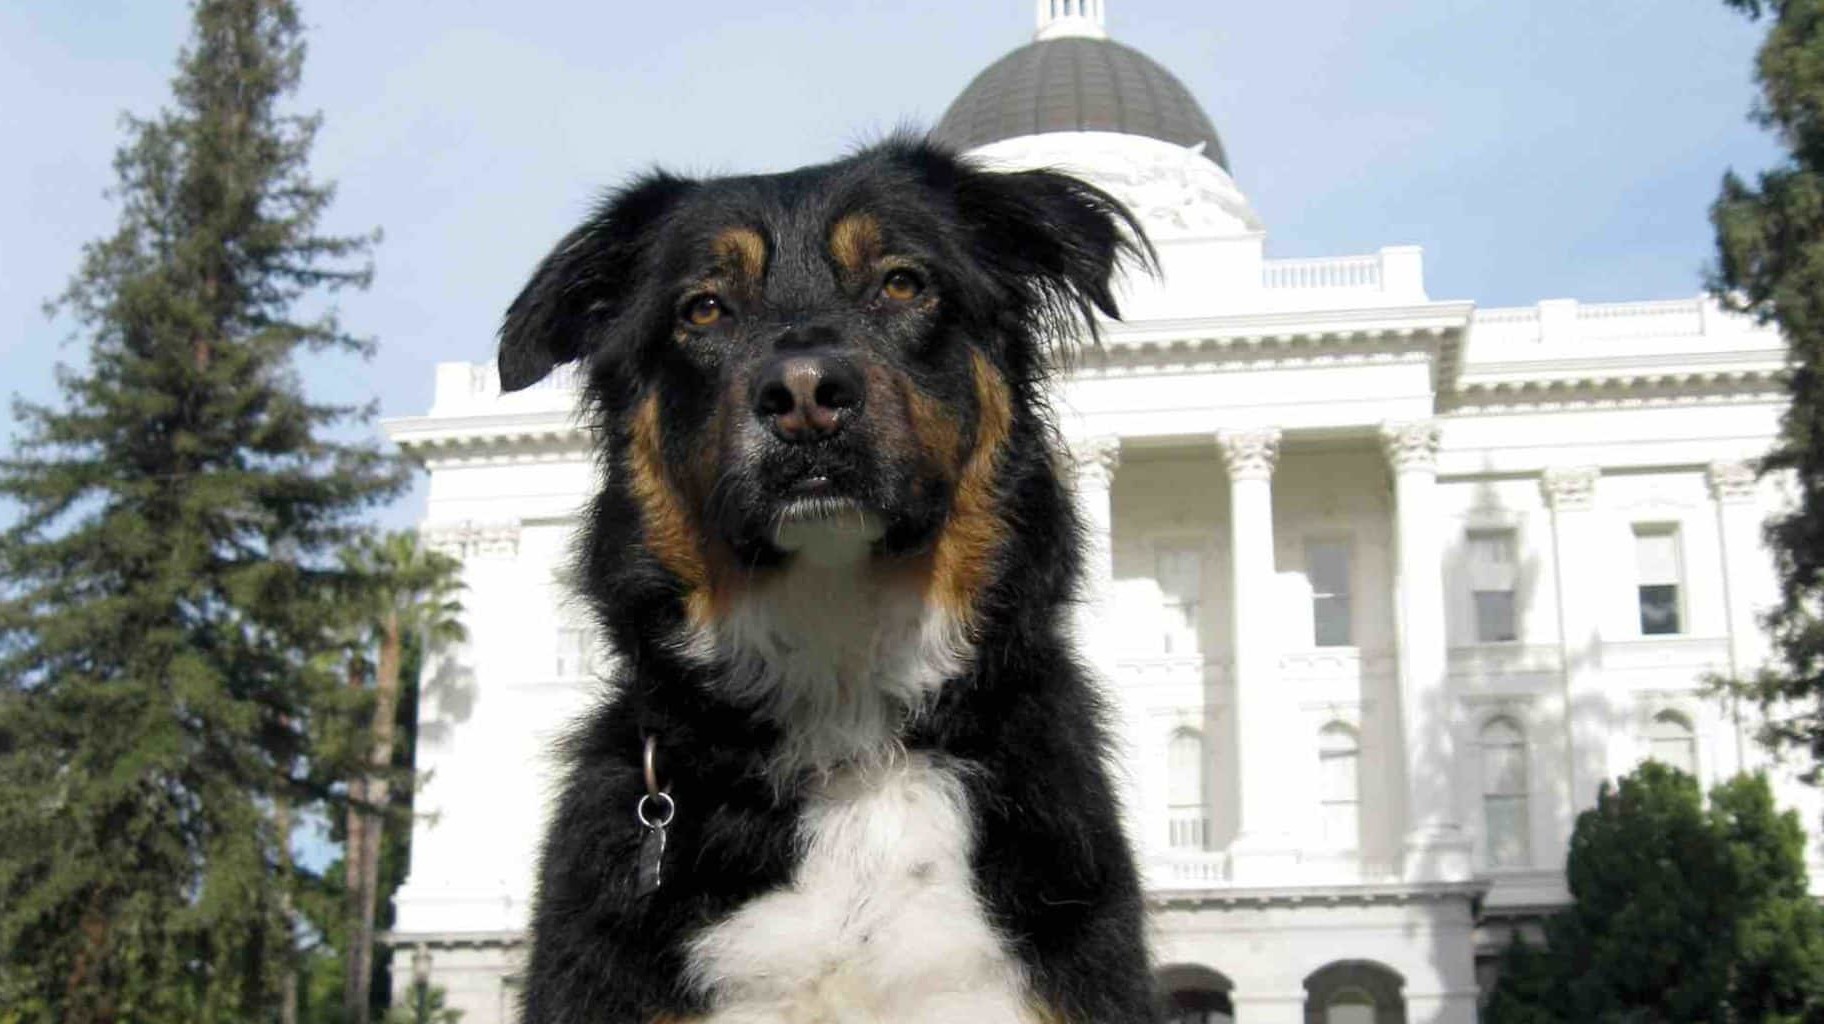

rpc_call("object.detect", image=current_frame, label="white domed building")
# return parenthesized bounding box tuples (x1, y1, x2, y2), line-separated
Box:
(382, 3, 1822, 1021)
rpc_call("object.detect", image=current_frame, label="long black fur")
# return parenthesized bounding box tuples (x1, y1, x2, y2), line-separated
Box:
(500, 137, 1161, 1024)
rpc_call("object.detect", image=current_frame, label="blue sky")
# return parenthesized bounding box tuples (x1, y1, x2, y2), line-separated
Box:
(1, 0, 1784, 527)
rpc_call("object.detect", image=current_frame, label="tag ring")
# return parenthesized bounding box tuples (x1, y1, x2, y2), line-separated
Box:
(637, 791, 675, 829)
(643, 735, 662, 796)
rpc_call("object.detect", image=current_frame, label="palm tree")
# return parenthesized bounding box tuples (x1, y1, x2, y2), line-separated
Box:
(339, 532, 465, 1024)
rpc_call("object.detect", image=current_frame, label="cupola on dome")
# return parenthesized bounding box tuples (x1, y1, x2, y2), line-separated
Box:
(932, 0, 1229, 169)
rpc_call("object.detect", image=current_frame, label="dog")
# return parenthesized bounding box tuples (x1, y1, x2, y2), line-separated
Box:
(497, 137, 1160, 1024)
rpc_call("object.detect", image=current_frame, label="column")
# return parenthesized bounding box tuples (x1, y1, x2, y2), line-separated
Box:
(1708, 460, 1763, 775)
(1381, 421, 1470, 881)
(1069, 437, 1145, 845)
(1218, 428, 1296, 880)
(1069, 436, 1122, 659)
(1542, 466, 1607, 819)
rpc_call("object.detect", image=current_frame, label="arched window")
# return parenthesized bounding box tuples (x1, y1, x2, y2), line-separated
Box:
(1167, 728, 1208, 850)
(1158, 964, 1234, 1024)
(1303, 961, 1406, 1024)
(1479, 717, 1529, 868)
(1326, 988, 1376, 1024)
(1646, 710, 1697, 777)
(1317, 723, 1360, 849)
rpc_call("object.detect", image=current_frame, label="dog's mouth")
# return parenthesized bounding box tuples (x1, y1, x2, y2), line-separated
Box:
(771, 482, 885, 565)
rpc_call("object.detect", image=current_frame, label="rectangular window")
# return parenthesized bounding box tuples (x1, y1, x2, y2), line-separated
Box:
(1308, 540, 1352, 647)
(555, 623, 595, 679)
(1155, 544, 1202, 655)
(1634, 527, 1683, 636)
(1467, 530, 1519, 643)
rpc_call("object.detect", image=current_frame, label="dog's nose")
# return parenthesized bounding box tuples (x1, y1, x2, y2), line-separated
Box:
(752, 353, 865, 443)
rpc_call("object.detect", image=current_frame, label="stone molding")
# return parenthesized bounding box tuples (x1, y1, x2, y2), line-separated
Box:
(1380, 420, 1441, 473)
(1706, 460, 1758, 504)
(421, 519, 521, 559)
(1217, 428, 1282, 481)
(1539, 467, 1600, 511)
(1068, 435, 1123, 490)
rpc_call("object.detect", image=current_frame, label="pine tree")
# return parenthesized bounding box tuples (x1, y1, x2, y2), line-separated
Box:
(1712, 0, 1824, 777)
(0, 2, 404, 1021)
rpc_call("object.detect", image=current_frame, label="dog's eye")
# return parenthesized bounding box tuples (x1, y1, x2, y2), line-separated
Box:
(880, 269, 923, 302)
(683, 295, 725, 327)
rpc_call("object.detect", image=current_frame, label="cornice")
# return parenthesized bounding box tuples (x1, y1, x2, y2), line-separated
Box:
(1445, 364, 1786, 413)
(1148, 878, 1488, 912)
(377, 929, 525, 951)
(383, 411, 590, 464)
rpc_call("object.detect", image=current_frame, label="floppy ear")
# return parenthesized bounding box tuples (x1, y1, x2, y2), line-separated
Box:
(497, 173, 696, 393)
(951, 165, 1154, 348)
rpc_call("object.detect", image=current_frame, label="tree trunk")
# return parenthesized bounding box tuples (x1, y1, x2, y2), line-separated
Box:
(276, 796, 298, 1024)
(350, 608, 406, 1024)
(343, 657, 370, 1024)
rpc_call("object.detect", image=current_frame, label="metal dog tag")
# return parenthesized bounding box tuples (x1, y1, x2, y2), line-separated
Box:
(636, 792, 674, 897)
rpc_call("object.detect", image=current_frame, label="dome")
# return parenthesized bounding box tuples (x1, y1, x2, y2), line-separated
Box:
(932, 5, 1229, 170)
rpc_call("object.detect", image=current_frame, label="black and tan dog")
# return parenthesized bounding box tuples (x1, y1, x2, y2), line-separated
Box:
(499, 138, 1159, 1023)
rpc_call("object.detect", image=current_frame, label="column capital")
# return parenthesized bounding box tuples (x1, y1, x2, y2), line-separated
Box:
(1217, 428, 1281, 481)
(1540, 466, 1601, 511)
(1067, 435, 1122, 490)
(1707, 460, 1758, 505)
(1380, 420, 1441, 473)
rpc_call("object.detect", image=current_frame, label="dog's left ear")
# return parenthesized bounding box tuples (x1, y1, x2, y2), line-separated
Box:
(498, 173, 697, 392)
(951, 164, 1154, 348)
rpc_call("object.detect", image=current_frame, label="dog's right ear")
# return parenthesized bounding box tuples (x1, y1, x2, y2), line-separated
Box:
(497, 174, 696, 392)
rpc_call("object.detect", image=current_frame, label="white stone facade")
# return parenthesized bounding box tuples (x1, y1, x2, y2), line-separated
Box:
(383, 118, 1822, 1024)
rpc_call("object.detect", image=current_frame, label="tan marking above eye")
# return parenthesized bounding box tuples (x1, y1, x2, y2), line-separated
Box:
(712, 227, 767, 283)
(881, 269, 923, 302)
(685, 294, 724, 327)
(829, 213, 882, 274)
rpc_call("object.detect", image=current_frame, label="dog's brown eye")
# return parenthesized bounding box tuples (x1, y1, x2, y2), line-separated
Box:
(684, 295, 724, 327)
(881, 270, 923, 302)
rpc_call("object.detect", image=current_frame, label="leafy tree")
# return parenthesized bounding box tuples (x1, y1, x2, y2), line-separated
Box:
(338, 533, 465, 1024)
(0, 1, 404, 1021)
(1485, 764, 1824, 1023)
(1712, 0, 1824, 776)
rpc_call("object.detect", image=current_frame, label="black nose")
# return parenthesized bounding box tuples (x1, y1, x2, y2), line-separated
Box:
(752, 353, 865, 443)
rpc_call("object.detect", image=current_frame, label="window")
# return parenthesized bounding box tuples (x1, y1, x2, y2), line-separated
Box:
(1159, 966, 1235, 1024)
(1467, 529, 1519, 643)
(1164, 991, 1233, 1024)
(1317, 724, 1361, 849)
(1634, 527, 1683, 635)
(1308, 540, 1353, 647)
(1646, 711, 1697, 777)
(1479, 718, 1529, 868)
(1303, 961, 1407, 1024)
(1156, 544, 1202, 655)
(555, 622, 596, 679)
(1167, 729, 1209, 850)
(1325, 989, 1376, 1024)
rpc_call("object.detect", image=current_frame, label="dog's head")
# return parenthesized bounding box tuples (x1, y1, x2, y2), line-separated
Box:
(499, 138, 1147, 649)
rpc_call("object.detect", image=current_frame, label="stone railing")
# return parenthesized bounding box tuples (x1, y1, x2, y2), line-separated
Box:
(1261, 254, 1382, 291)
(1470, 297, 1734, 351)
(1148, 851, 1231, 889)
(428, 360, 585, 417)
(1574, 298, 1705, 339)
(1146, 849, 1409, 891)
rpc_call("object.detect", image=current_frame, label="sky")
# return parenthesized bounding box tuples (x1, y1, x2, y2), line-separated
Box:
(0, 0, 1787, 527)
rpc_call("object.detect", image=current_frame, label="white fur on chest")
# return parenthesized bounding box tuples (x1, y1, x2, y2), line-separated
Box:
(687, 518, 966, 778)
(686, 755, 1035, 1024)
